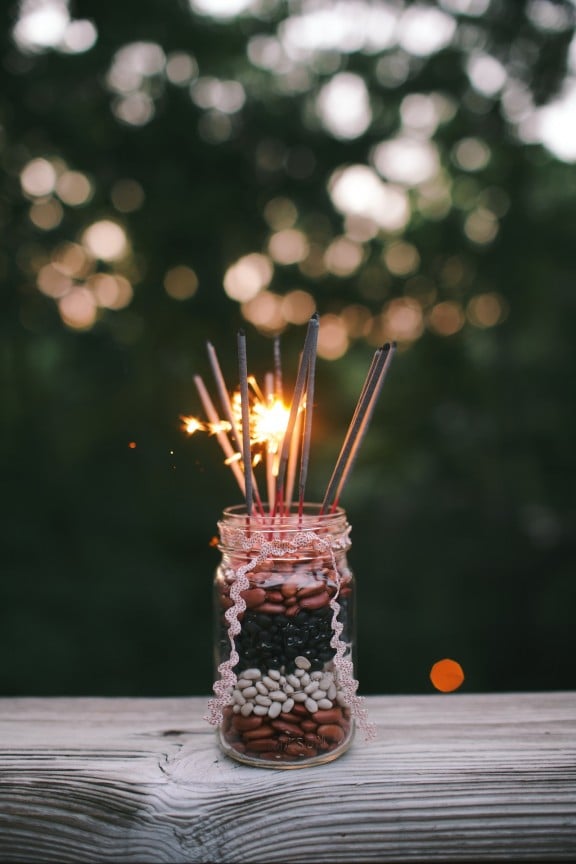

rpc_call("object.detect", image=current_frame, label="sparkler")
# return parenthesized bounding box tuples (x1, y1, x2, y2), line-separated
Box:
(183, 315, 395, 520)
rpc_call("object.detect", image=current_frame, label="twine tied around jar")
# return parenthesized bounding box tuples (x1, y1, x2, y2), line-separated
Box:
(206, 526, 376, 740)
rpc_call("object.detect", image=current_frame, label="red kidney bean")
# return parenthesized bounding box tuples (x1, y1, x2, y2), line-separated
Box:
(271, 719, 303, 736)
(285, 742, 314, 757)
(299, 591, 330, 610)
(266, 590, 284, 603)
(285, 604, 300, 617)
(248, 739, 279, 752)
(313, 708, 343, 724)
(254, 601, 286, 614)
(242, 724, 275, 740)
(241, 587, 266, 608)
(297, 582, 326, 599)
(233, 715, 263, 732)
(317, 724, 345, 744)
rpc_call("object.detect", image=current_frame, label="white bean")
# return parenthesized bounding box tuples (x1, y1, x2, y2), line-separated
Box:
(295, 656, 311, 670)
(267, 701, 282, 719)
(242, 686, 257, 699)
(255, 694, 271, 706)
(281, 698, 295, 713)
(253, 705, 268, 716)
(305, 698, 318, 713)
(240, 702, 254, 716)
(242, 668, 262, 680)
(292, 692, 307, 702)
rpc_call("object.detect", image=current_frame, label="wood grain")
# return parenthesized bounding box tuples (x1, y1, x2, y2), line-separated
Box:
(1, 693, 575, 862)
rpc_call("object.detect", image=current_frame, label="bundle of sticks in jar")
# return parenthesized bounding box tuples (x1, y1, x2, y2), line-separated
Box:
(183, 314, 396, 520)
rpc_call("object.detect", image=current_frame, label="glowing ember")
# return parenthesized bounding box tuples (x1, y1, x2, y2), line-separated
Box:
(181, 416, 232, 436)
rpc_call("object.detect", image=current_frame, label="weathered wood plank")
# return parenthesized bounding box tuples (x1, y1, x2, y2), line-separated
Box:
(1, 693, 575, 863)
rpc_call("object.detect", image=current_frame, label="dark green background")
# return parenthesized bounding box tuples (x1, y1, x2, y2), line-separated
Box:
(1, 0, 575, 698)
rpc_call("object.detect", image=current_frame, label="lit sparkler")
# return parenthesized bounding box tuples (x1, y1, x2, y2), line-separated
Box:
(182, 319, 396, 519)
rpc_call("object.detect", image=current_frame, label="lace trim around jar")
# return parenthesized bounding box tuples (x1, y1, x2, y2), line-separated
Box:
(206, 526, 376, 741)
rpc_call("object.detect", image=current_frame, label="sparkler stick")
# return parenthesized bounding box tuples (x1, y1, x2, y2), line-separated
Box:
(193, 375, 246, 496)
(207, 341, 241, 449)
(274, 314, 319, 513)
(298, 319, 319, 517)
(285, 400, 302, 513)
(322, 342, 396, 512)
(273, 335, 283, 400)
(208, 340, 264, 515)
(264, 371, 276, 510)
(237, 330, 253, 517)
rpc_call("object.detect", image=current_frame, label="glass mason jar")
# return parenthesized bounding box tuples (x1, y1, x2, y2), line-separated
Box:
(210, 503, 356, 768)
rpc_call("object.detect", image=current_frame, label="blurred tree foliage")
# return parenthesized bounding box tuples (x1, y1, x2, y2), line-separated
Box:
(1, 0, 575, 697)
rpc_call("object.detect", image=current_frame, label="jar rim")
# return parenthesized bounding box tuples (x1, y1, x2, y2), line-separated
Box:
(221, 502, 346, 524)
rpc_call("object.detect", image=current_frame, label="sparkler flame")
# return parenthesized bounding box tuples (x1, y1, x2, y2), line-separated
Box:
(231, 391, 290, 457)
(183, 388, 291, 469)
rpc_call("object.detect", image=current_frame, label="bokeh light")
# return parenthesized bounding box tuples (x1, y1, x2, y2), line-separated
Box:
(224, 253, 274, 302)
(29, 199, 63, 231)
(372, 137, 440, 187)
(58, 286, 98, 330)
(88, 273, 133, 310)
(383, 242, 420, 277)
(81, 220, 128, 261)
(467, 292, 508, 327)
(317, 313, 349, 360)
(430, 658, 465, 693)
(241, 291, 284, 332)
(329, 164, 410, 232)
(164, 265, 199, 300)
(20, 158, 57, 198)
(111, 179, 145, 213)
(316, 72, 372, 139)
(268, 229, 309, 265)
(281, 290, 316, 324)
(427, 300, 465, 336)
(324, 236, 364, 277)
(55, 171, 93, 206)
(379, 297, 424, 343)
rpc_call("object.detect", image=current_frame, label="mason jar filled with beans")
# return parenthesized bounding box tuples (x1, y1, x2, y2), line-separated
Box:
(210, 504, 355, 768)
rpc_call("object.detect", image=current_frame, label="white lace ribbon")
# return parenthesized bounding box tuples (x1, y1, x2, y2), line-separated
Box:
(205, 527, 375, 740)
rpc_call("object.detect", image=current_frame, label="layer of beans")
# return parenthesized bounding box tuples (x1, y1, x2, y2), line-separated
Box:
(222, 700, 352, 764)
(216, 558, 353, 764)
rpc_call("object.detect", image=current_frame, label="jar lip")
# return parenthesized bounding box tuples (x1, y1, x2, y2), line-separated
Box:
(221, 502, 346, 524)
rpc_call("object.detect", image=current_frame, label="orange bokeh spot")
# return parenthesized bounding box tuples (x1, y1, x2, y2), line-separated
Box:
(209, 536, 219, 548)
(430, 658, 465, 693)
(128, 441, 137, 449)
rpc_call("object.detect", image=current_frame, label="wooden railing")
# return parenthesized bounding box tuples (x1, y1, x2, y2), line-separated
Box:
(1, 693, 575, 862)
